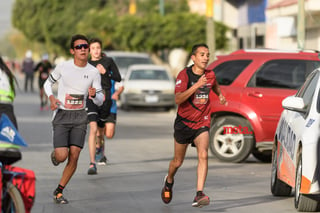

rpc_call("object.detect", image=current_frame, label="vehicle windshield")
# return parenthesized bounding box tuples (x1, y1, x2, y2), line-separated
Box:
(113, 57, 153, 70)
(129, 70, 169, 80)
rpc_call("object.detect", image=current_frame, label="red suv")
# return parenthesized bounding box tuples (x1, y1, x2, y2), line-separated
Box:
(207, 49, 320, 163)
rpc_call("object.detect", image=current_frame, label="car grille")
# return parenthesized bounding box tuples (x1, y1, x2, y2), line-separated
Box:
(141, 90, 162, 94)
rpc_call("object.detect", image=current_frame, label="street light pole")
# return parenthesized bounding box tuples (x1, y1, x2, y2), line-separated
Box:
(297, 0, 305, 49)
(206, 0, 215, 63)
(159, 0, 164, 16)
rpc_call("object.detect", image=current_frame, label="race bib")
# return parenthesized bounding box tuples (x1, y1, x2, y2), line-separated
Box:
(194, 83, 211, 105)
(64, 94, 84, 109)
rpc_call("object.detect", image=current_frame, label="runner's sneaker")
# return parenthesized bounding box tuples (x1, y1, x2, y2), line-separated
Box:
(87, 163, 97, 175)
(161, 175, 174, 204)
(53, 191, 68, 204)
(192, 191, 210, 207)
(97, 155, 107, 165)
(51, 150, 59, 166)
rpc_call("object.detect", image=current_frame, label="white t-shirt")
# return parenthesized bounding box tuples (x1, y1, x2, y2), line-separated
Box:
(44, 59, 103, 110)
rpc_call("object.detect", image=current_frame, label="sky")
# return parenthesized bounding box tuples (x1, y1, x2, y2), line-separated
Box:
(0, 0, 13, 38)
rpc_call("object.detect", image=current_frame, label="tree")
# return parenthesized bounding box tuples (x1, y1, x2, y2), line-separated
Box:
(12, 0, 228, 57)
(136, 0, 189, 15)
(78, 11, 228, 53)
(12, 0, 101, 55)
(77, 7, 118, 50)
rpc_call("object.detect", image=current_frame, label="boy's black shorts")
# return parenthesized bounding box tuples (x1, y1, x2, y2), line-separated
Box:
(86, 98, 112, 124)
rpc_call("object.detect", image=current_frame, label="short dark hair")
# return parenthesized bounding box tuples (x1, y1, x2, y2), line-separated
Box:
(89, 38, 102, 47)
(70, 34, 89, 49)
(191, 43, 209, 55)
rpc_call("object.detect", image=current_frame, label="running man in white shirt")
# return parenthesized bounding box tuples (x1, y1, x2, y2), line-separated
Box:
(44, 34, 104, 204)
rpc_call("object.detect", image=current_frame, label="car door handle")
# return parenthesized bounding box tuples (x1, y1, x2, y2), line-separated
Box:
(248, 92, 263, 98)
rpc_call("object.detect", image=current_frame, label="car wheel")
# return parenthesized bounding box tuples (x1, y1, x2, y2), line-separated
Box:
(252, 148, 272, 163)
(294, 152, 319, 211)
(209, 116, 254, 163)
(270, 142, 292, 196)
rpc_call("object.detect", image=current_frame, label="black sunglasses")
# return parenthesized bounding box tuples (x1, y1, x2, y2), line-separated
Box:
(74, 44, 89, 50)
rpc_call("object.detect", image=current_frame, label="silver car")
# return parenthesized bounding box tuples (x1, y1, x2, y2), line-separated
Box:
(104, 51, 154, 78)
(121, 64, 175, 111)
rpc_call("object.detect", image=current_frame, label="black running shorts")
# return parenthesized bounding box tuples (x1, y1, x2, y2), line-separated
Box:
(174, 119, 209, 145)
(97, 113, 117, 128)
(86, 98, 112, 125)
(52, 109, 87, 148)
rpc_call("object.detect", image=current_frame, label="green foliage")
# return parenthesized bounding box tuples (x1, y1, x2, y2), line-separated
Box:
(136, 0, 189, 15)
(12, 0, 100, 55)
(77, 7, 118, 49)
(97, 12, 227, 53)
(0, 34, 16, 58)
(12, 0, 229, 57)
(215, 21, 229, 50)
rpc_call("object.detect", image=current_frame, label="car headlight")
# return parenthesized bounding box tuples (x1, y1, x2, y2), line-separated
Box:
(161, 89, 174, 94)
(124, 88, 142, 94)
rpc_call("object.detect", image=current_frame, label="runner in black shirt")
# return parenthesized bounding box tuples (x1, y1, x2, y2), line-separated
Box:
(34, 54, 52, 110)
(86, 38, 121, 175)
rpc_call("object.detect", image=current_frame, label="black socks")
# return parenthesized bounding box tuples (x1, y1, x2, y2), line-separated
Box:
(54, 184, 65, 195)
(196, 191, 203, 196)
(165, 179, 174, 189)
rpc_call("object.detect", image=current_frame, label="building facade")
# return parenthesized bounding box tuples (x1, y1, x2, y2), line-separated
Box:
(266, 0, 320, 50)
(188, 0, 320, 52)
(188, 0, 267, 52)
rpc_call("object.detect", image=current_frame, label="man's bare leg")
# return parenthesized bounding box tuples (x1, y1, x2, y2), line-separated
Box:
(193, 131, 209, 191)
(167, 140, 188, 184)
(88, 122, 98, 164)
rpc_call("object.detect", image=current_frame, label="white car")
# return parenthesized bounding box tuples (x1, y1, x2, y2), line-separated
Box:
(271, 68, 320, 211)
(104, 51, 154, 78)
(121, 64, 175, 111)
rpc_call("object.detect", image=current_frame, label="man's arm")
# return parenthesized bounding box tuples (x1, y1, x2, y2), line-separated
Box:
(175, 75, 207, 105)
(212, 81, 227, 105)
(90, 89, 104, 106)
(44, 63, 63, 110)
(33, 62, 40, 72)
(43, 79, 61, 111)
(108, 59, 122, 82)
(91, 73, 104, 106)
(111, 83, 124, 101)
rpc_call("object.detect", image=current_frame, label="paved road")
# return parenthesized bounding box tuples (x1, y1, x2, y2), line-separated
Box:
(11, 89, 302, 213)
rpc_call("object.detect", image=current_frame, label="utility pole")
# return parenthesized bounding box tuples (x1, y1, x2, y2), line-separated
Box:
(206, 0, 215, 63)
(159, 0, 165, 16)
(297, 0, 305, 49)
(159, 0, 165, 61)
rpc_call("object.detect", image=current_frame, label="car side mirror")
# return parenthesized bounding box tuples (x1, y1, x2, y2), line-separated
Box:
(282, 96, 306, 113)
